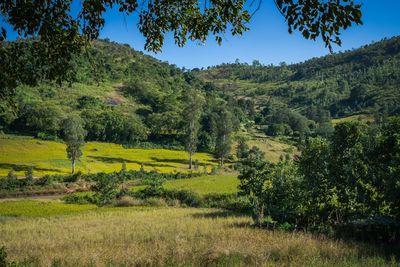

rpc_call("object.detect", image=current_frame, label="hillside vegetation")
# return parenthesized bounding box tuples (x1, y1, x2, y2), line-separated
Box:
(2, 37, 399, 161)
(196, 36, 400, 139)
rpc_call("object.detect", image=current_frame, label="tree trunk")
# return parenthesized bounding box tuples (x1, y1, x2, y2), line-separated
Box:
(71, 159, 75, 174)
(258, 203, 265, 227)
(189, 152, 193, 170)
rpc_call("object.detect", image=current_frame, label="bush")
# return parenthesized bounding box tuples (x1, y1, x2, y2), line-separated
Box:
(0, 246, 7, 267)
(203, 194, 252, 213)
(37, 132, 59, 141)
(145, 197, 168, 207)
(115, 196, 145, 207)
(62, 193, 96, 204)
(63, 171, 82, 183)
(35, 175, 53, 186)
(92, 173, 119, 206)
(0, 171, 20, 190)
(163, 189, 203, 207)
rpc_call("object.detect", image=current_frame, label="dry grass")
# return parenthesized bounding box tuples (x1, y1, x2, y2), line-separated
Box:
(0, 203, 396, 266)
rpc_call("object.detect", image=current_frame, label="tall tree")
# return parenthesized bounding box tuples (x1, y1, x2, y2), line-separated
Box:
(182, 89, 205, 169)
(62, 114, 87, 174)
(214, 107, 233, 166)
(238, 146, 271, 226)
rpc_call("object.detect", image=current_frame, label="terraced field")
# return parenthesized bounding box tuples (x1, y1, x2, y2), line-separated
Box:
(0, 136, 216, 176)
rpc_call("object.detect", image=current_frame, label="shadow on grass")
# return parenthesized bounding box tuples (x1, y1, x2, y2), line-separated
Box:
(88, 156, 176, 168)
(0, 163, 62, 173)
(150, 157, 221, 165)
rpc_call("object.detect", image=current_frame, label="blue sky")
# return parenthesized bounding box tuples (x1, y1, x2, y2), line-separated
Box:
(3, 1, 400, 69)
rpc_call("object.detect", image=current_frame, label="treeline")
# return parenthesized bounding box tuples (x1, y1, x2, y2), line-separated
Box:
(237, 118, 400, 240)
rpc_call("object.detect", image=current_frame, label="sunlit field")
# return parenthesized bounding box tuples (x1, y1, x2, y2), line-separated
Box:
(0, 135, 295, 177)
(0, 200, 396, 267)
(0, 136, 217, 176)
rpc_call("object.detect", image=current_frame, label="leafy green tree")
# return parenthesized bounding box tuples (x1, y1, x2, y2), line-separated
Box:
(92, 173, 119, 206)
(62, 114, 87, 174)
(238, 146, 272, 226)
(266, 161, 303, 225)
(24, 166, 34, 187)
(182, 89, 205, 169)
(21, 101, 63, 136)
(236, 136, 249, 159)
(297, 137, 332, 226)
(214, 108, 233, 166)
(375, 117, 400, 220)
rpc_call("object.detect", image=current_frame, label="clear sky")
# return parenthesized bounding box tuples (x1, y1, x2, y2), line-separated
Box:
(3, 1, 400, 69)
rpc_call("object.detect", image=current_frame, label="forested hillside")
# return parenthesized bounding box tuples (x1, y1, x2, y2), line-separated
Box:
(0, 39, 243, 156)
(1, 37, 400, 149)
(196, 36, 400, 138)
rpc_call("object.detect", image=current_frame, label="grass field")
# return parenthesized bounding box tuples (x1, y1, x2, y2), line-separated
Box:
(0, 135, 294, 177)
(0, 136, 217, 176)
(0, 200, 397, 266)
(130, 174, 239, 195)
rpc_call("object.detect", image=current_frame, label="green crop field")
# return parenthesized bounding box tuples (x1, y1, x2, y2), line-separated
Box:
(0, 136, 218, 176)
(0, 200, 394, 266)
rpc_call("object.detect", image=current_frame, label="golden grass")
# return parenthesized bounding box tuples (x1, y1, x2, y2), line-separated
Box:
(0, 203, 395, 266)
(0, 137, 216, 176)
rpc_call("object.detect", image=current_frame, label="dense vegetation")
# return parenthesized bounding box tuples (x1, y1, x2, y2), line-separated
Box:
(236, 118, 400, 242)
(197, 36, 400, 140)
(1, 39, 244, 169)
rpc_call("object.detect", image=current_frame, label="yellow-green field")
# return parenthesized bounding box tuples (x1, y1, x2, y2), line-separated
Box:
(0, 136, 216, 176)
(130, 174, 239, 195)
(0, 135, 294, 177)
(0, 200, 395, 266)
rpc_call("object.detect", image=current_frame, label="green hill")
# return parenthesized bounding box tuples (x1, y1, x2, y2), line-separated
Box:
(195, 36, 400, 137)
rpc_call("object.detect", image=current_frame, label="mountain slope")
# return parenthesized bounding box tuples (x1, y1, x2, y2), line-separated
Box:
(195, 36, 400, 119)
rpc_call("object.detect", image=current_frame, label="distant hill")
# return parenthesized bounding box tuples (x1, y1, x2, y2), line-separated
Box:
(195, 36, 400, 118)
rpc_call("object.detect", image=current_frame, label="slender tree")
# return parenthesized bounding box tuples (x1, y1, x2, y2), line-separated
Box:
(62, 114, 87, 174)
(183, 89, 205, 169)
(215, 108, 233, 167)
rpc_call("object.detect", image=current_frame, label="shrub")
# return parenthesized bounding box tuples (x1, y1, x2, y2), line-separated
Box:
(145, 197, 168, 207)
(163, 189, 202, 207)
(35, 175, 53, 186)
(0, 171, 20, 190)
(92, 173, 120, 206)
(62, 193, 96, 204)
(23, 166, 34, 186)
(115, 196, 144, 207)
(63, 171, 82, 183)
